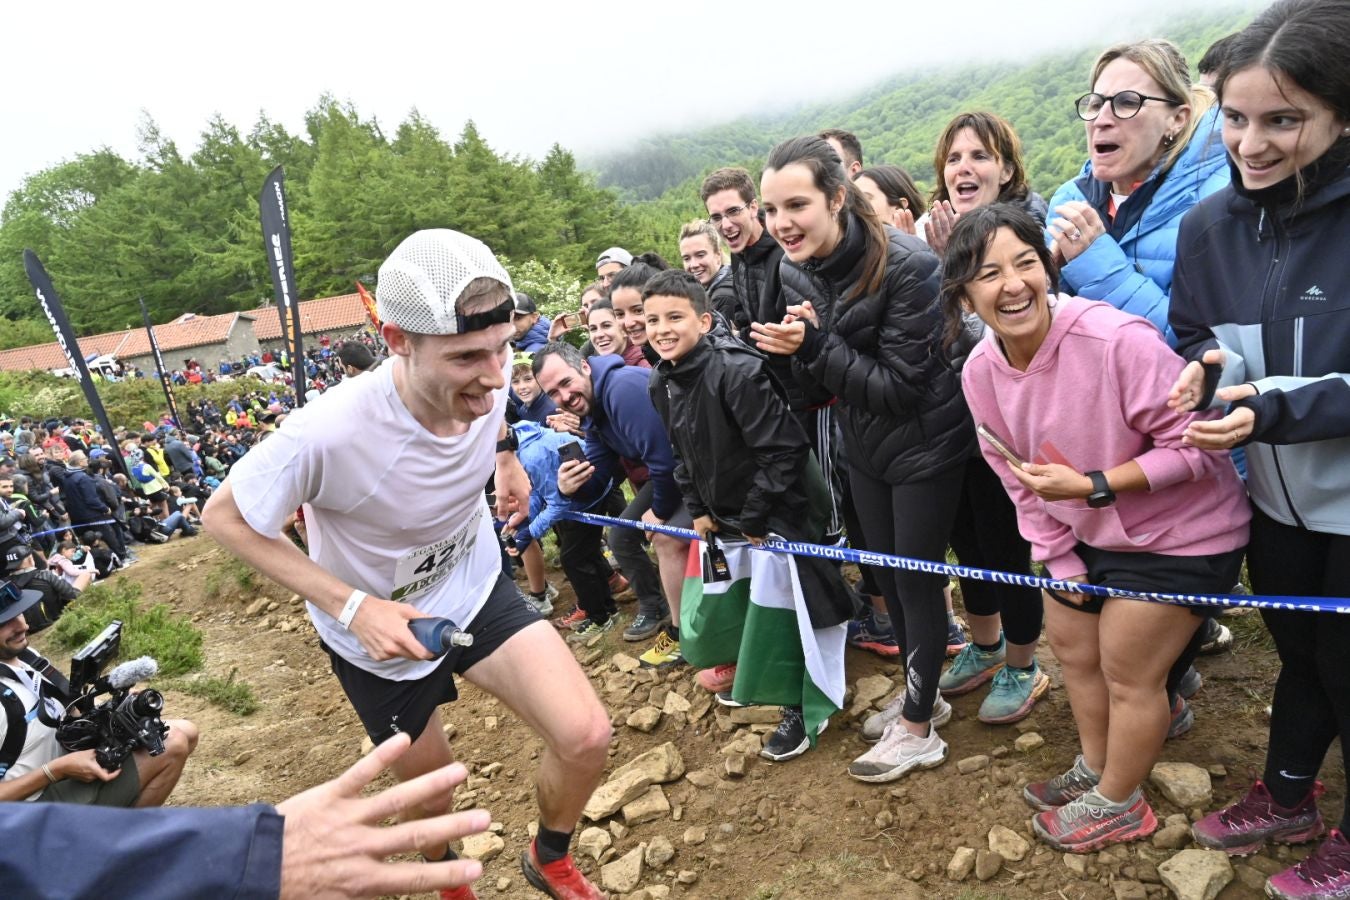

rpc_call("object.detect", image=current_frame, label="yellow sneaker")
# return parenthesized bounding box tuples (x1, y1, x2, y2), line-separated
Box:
(638, 630, 683, 668)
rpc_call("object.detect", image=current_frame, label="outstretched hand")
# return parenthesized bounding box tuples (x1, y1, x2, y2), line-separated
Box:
(1183, 384, 1258, 450)
(1168, 349, 1225, 412)
(276, 733, 489, 900)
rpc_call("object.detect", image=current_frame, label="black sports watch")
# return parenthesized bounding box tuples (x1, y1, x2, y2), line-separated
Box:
(496, 429, 518, 453)
(1085, 470, 1116, 508)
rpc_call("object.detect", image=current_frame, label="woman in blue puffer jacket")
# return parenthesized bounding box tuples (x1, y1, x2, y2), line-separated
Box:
(1046, 38, 1228, 346)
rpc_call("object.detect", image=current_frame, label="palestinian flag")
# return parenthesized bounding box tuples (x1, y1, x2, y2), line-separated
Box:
(680, 539, 846, 743)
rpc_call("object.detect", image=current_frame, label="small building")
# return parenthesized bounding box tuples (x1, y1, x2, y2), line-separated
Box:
(252, 293, 372, 352)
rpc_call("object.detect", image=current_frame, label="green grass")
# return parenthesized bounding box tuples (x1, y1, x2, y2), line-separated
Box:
(164, 668, 259, 716)
(747, 850, 880, 899)
(205, 556, 258, 598)
(48, 579, 204, 677)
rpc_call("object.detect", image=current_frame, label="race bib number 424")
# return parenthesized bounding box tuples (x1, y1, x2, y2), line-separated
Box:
(390, 509, 481, 603)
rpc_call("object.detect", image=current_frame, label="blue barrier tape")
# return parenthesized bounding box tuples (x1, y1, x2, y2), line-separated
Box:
(25, 519, 116, 540)
(559, 509, 1350, 615)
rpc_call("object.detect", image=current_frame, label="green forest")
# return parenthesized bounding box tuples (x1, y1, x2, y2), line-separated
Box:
(0, 4, 1254, 350)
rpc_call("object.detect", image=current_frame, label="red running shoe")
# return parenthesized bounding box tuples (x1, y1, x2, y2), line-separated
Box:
(1192, 780, 1326, 856)
(1032, 788, 1158, 853)
(608, 571, 631, 596)
(521, 841, 605, 899)
(696, 663, 737, 693)
(553, 606, 587, 630)
(440, 885, 479, 900)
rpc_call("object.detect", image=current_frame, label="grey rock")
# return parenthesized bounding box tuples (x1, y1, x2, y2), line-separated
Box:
(600, 845, 645, 894)
(622, 785, 671, 826)
(626, 707, 662, 733)
(577, 826, 612, 861)
(947, 847, 977, 881)
(957, 755, 990, 774)
(645, 835, 675, 866)
(1149, 762, 1213, 809)
(1157, 849, 1233, 900)
(988, 824, 1030, 862)
(975, 849, 1004, 881)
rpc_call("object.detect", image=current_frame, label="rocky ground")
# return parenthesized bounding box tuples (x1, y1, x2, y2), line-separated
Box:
(34, 536, 1344, 900)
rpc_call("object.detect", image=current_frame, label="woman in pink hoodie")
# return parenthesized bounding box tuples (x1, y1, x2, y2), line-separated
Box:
(941, 203, 1250, 854)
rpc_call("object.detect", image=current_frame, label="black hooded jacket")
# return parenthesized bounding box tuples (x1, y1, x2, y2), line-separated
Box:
(779, 214, 975, 484)
(648, 334, 855, 627)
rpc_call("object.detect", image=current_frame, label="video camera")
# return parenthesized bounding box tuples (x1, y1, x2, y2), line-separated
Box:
(55, 620, 169, 772)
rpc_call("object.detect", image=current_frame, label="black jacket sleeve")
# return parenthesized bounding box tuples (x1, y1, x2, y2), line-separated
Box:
(723, 367, 806, 538)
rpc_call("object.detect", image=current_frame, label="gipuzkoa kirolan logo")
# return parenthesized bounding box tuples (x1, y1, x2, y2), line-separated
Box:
(35, 286, 82, 384)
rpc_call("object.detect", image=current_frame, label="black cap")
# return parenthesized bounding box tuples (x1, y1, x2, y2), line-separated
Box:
(0, 578, 41, 624)
(512, 292, 537, 316)
(3, 543, 33, 574)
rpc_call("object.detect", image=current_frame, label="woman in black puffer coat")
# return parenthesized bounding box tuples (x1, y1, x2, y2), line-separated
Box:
(752, 135, 1039, 784)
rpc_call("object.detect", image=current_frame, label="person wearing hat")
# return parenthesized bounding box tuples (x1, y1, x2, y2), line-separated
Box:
(594, 247, 632, 290)
(204, 228, 611, 900)
(510, 293, 552, 353)
(0, 574, 198, 805)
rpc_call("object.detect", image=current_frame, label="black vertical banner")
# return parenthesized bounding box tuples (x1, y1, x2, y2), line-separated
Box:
(259, 166, 306, 405)
(24, 250, 128, 478)
(138, 296, 181, 427)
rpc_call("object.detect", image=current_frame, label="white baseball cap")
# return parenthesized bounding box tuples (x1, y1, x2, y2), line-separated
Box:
(376, 229, 514, 335)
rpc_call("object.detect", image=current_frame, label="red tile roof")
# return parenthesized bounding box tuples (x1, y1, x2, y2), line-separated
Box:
(115, 311, 252, 359)
(0, 330, 134, 373)
(0, 311, 249, 373)
(253, 293, 369, 340)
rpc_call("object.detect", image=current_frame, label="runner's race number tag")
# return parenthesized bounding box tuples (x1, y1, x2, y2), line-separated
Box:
(391, 509, 481, 602)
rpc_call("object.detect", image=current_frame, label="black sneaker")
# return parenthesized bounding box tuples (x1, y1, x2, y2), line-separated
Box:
(760, 706, 826, 762)
(1199, 618, 1233, 655)
(715, 690, 747, 708)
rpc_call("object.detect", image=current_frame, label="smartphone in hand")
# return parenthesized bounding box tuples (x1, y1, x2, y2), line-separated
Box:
(559, 312, 582, 330)
(557, 441, 587, 465)
(977, 423, 1027, 468)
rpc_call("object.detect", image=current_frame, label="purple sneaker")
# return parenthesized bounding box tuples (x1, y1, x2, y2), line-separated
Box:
(1266, 828, 1350, 899)
(1192, 780, 1325, 856)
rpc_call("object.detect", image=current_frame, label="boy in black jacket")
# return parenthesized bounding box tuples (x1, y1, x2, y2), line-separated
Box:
(644, 270, 854, 761)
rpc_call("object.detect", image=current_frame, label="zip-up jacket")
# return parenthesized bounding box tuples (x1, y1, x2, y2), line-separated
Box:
(780, 213, 975, 484)
(577, 355, 681, 521)
(707, 265, 748, 333)
(648, 335, 811, 538)
(648, 334, 855, 627)
(1048, 107, 1230, 343)
(1170, 158, 1350, 535)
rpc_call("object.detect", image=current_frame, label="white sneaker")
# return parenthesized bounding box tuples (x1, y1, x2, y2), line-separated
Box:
(861, 692, 951, 743)
(848, 722, 948, 783)
(523, 591, 553, 616)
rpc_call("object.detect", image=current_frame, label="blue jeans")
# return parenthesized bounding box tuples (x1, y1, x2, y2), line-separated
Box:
(159, 512, 196, 537)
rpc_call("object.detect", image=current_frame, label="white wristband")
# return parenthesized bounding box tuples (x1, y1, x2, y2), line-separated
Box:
(337, 589, 367, 629)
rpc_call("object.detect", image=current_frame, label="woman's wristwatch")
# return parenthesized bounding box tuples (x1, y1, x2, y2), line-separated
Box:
(1085, 470, 1116, 508)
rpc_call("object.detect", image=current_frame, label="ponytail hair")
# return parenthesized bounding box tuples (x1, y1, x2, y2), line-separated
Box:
(764, 135, 888, 300)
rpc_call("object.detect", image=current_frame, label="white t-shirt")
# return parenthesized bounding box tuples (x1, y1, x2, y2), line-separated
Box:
(0, 662, 63, 800)
(227, 358, 508, 680)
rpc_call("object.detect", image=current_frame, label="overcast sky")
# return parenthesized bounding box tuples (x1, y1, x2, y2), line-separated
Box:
(2, 0, 1241, 203)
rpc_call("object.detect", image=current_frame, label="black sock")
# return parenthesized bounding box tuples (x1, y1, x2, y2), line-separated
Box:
(1006, 662, 1036, 674)
(535, 824, 573, 864)
(975, 639, 1001, 653)
(1264, 767, 1319, 810)
(667, 624, 680, 641)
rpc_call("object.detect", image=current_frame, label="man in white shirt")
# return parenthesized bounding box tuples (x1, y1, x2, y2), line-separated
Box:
(203, 229, 611, 900)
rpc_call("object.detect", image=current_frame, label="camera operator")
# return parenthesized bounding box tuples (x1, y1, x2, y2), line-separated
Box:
(0, 579, 198, 805)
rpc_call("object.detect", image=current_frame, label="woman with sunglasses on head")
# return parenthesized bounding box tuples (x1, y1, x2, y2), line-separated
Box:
(752, 137, 1046, 785)
(1047, 39, 1226, 344)
(920, 112, 1046, 256)
(1168, 2, 1350, 894)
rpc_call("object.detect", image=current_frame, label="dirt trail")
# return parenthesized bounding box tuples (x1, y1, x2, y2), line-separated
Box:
(37, 535, 1341, 900)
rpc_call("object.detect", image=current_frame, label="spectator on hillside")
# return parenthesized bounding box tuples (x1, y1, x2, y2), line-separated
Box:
(510, 293, 552, 353)
(678, 220, 745, 332)
(595, 247, 632, 290)
(534, 342, 689, 662)
(3, 543, 81, 633)
(853, 164, 926, 235)
(820, 128, 864, 177)
(163, 430, 198, 478)
(47, 539, 96, 590)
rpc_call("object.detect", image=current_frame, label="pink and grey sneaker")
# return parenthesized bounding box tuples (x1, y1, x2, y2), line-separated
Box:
(696, 663, 737, 693)
(1192, 780, 1326, 856)
(1031, 787, 1158, 853)
(1266, 829, 1350, 900)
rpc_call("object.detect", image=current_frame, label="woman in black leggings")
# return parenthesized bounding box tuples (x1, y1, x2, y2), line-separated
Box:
(752, 135, 1040, 785)
(1170, 1, 1350, 892)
